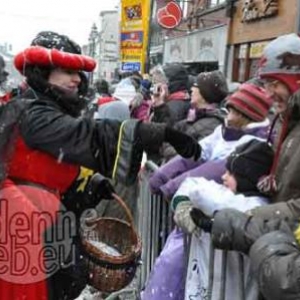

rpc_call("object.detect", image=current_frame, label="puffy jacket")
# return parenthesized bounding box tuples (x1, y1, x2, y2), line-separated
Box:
(161, 108, 224, 162)
(250, 90, 300, 221)
(151, 91, 191, 126)
(211, 208, 300, 300)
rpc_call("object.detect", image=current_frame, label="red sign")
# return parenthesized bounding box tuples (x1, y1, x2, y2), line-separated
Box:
(157, 1, 183, 29)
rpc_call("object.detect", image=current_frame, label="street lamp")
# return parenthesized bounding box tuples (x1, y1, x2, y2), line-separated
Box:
(88, 23, 98, 84)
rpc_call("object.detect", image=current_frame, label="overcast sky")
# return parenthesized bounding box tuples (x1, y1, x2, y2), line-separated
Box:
(0, 0, 118, 54)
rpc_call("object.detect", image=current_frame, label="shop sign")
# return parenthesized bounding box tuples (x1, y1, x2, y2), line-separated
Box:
(121, 62, 141, 71)
(250, 41, 269, 58)
(120, 0, 151, 73)
(157, 1, 182, 29)
(241, 0, 278, 23)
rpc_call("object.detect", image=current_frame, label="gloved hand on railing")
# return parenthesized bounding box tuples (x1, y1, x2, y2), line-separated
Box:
(190, 207, 213, 233)
(173, 197, 197, 234)
(86, 173, 115, 203)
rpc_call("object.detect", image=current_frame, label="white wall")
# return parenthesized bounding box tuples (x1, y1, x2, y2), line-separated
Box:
(96, 11, 119, 81)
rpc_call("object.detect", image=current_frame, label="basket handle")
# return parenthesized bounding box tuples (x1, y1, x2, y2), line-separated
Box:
(112, 193, 135, 228)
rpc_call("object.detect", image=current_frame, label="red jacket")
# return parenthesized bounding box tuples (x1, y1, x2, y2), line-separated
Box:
(0, 136, 79, 300)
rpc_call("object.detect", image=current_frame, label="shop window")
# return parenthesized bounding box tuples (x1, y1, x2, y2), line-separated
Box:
(249, 59, 260, 78)
(234, 44, 249, 83)
(238, 59, 247, 82)
(233, 41, 270, 82)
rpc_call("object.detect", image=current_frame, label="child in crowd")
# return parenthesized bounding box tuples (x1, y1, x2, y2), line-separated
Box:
(172, 139, 274, 299)
(149, 82, 273, 199)
(142, 83, 273, 300)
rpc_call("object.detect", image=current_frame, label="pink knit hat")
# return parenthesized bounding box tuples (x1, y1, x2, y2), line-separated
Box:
(226, 83, 273, 122)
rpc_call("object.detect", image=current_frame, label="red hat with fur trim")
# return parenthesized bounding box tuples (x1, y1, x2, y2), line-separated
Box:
(14, 31, 96, 74)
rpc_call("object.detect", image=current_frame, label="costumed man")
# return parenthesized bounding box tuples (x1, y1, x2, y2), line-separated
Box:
(0, 31, 200, 300)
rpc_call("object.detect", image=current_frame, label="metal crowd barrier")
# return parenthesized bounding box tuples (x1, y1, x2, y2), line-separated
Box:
(103, 160, 174, 299)
(206, 245, 245, 300)
(137, 160, 174, 290)
(108, 159, 246, 300)
(136, 160, 246, 300)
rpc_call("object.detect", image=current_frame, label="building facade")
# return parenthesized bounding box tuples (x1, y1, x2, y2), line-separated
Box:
(227, 0, 300, 82)
(0, 44, 22, 86)
(95, 10, 119, 82)
(149, 0, 229, 74)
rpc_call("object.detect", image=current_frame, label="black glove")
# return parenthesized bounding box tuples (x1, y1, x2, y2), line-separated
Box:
(190, 208, 213, 233)
(136, 123, 201, 160)
(165, 127, 201, 161)
(86, 173, 115, 203)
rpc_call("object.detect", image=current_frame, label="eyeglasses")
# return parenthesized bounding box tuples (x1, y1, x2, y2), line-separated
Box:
(260, 78, 279, 90)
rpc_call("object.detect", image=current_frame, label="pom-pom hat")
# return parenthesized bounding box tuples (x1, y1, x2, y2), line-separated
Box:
(226, 83, 272, 122)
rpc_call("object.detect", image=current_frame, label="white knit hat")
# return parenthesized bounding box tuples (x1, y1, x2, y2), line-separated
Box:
(113, 78, 137, 105)
(259, 33, 300, 76)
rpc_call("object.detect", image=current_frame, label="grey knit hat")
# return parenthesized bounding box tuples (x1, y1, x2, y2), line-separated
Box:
(193, 70, 228, 104)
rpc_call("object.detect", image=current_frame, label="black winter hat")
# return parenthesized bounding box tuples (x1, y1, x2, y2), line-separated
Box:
(31, 31, 82, 54)
(194, 71, 228, 104)
(163, 63, 189, 94)
(226, 139, 274, 195)
(95, 79, 110, 95)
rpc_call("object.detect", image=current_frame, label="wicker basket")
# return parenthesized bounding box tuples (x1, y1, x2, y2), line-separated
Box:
(80, 193, 142, 293)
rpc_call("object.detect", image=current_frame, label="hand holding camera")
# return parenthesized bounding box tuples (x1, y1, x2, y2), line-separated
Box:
(151, 83, 168, 107)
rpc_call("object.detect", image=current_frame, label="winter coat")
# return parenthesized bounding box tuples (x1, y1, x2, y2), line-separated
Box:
(0, 87, 11, 104)
(149, 119, 270, 198)
(174, 177, 269, 300)
(141, 228, 186, 300)
(211, 209, 300, 300)
(148, 91, 191, 164)
(131, 99, 151, 121)
(150, 102, 174, 125)
(0, 90, 161, 300)
(151, 91, 191, 126)
(160, 108, 224, 162)
(250, 90, 300, 220)
(249, 228, 300, 300)
(97, 100, 130, 121)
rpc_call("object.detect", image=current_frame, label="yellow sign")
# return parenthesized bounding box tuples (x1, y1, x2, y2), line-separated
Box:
(121, 49, 143, 62)
(250, 41, 269, 59)
(120, 0, 151, 73)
